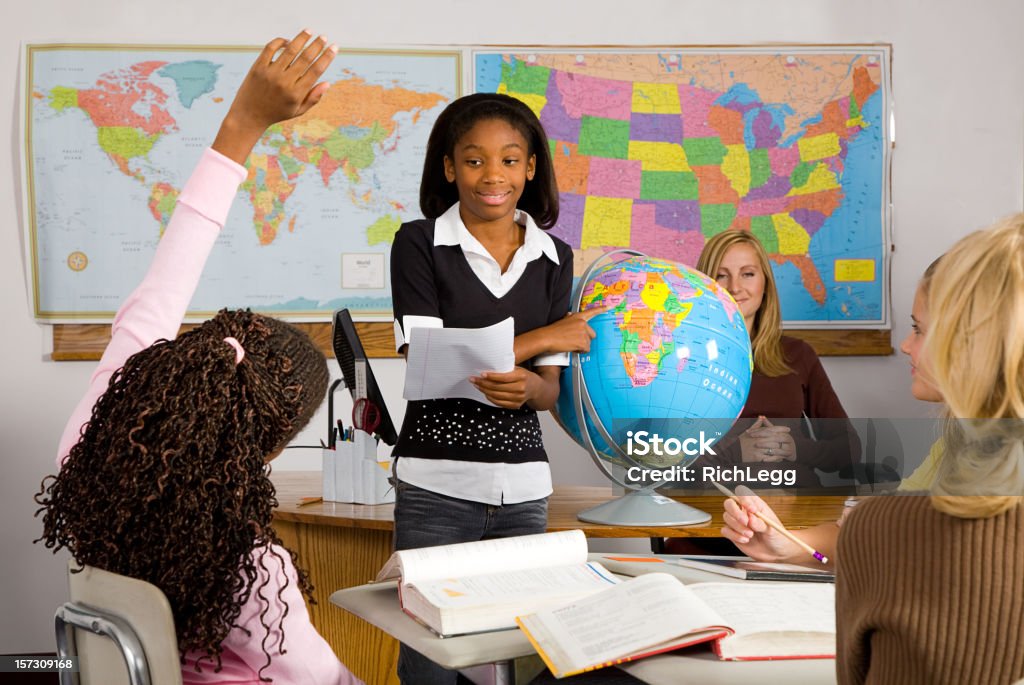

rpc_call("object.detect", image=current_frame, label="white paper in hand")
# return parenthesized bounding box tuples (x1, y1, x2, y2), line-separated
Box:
(403, 317, 515, 406)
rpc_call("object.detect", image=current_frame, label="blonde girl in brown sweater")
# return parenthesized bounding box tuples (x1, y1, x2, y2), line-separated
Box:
(835, 215, 1024, 684)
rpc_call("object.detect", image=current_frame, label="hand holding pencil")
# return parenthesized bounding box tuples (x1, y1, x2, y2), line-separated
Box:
(716, 482, 830, 565)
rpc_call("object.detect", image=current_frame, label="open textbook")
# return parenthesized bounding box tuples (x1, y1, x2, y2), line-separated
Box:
(516, 573, 835, 678)
(374, 530, 619, 637)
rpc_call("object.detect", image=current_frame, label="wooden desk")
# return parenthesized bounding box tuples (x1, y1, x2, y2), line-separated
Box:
(270, 471, 846, 685)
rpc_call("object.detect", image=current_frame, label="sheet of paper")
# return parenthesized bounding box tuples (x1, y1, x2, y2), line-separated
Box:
(403, 317, 515, 406)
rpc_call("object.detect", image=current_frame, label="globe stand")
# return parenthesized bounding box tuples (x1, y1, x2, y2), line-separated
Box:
(567, 249, 713, 529)
(576, 487, 711, 526)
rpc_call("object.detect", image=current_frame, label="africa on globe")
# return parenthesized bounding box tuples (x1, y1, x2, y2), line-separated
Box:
(554, 252, 753, 478)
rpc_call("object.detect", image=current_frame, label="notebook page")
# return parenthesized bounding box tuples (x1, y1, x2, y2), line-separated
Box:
(403, 317, 515, 406)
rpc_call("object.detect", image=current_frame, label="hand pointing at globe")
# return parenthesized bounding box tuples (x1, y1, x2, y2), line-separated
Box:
(511, 304, 613, 365)
(544, 304, 613, 354)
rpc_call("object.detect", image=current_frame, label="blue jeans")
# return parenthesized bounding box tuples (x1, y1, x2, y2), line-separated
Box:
(392, 479, 548, 685)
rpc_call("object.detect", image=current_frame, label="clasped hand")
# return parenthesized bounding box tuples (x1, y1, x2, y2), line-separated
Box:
(739, 415, 796, 463)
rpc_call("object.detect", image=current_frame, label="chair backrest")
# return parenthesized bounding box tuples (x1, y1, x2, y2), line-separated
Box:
(55, 562, 182, 685)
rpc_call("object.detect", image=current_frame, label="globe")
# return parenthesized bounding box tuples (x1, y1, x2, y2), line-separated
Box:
(552, 251, 753, 525)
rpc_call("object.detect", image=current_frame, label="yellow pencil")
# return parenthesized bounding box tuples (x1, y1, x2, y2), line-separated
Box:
(711, 481, 829, 565)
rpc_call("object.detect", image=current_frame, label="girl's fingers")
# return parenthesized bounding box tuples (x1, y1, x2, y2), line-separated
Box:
(733, 493, 764, 514)
(471, 380, 523, 393)
(722, 510, 753, 537)
(721, 526, 749, 545)
(299, 43, 338, 87)
(297, 81, 331, 116)
(479, 390, 526, 403)
(275, 29, 313, 68)
(289, 34, 328, 77)
(257, 38, 288, 67)
(577, 306, 611, 320)
(475, 371, 520, 383)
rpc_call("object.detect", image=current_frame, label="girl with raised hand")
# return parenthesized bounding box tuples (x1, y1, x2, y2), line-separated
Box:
(36, 31, 361, 685)
(389, 93, 605, 684)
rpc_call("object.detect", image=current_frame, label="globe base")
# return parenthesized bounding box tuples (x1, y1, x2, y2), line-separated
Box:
(576, 490, 711, 527)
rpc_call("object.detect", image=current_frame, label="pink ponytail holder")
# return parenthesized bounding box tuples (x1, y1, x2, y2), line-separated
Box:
(223, 337, 245, 365)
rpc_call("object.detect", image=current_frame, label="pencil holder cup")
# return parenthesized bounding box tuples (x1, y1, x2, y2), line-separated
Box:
(322, 430, 394, 504)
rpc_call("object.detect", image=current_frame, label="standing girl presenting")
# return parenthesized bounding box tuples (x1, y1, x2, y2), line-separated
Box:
(36, 31, 360, 685)
(389, 93, 604, 684)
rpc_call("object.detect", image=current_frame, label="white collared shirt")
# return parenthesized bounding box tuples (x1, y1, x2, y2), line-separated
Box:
(394, 202, 568, 504)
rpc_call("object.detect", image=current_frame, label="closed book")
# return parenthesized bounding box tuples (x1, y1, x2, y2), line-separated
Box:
(674, 556, 835, 582)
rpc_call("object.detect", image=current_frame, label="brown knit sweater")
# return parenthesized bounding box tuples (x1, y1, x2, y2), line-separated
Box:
(836, 495, 1024, 684)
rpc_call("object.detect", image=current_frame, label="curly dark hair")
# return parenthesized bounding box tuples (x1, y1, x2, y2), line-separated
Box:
(419, 92, 559, 228)
(36, 309, 328, 679)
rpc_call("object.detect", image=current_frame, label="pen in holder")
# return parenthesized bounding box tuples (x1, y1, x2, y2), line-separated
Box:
(322, 369, 394, 505)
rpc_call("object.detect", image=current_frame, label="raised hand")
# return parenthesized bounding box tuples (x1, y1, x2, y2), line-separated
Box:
(213, 30, 338, 164)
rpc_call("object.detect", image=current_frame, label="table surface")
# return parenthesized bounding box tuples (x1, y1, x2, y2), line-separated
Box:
(331, 553, 838, 685)
(272, 471, 848, 538)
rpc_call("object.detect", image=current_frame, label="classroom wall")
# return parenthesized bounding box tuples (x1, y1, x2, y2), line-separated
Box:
(3, 0, 1022, 653)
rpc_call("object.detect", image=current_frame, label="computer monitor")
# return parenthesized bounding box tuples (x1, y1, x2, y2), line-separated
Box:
(331, 309, 399, 446)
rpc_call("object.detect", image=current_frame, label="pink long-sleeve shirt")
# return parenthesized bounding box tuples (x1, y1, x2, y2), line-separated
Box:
(56, 148, 362, 685)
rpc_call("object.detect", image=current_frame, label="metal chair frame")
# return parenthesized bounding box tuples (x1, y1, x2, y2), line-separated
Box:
(55, 600, 152, 685)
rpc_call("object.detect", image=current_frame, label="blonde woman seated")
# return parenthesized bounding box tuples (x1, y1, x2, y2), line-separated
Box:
(691, 230, 860, 490)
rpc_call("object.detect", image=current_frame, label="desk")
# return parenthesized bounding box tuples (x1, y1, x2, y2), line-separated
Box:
(330, 555, 837, 685)
(270, 471, 845, 685)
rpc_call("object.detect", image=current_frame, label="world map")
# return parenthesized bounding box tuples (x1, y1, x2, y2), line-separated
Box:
(475, 48, 891, 325)
(25, 45, 459, 319)
(25, 46, 889, 326)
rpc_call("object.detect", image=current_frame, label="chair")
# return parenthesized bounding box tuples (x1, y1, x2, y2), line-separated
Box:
(833, 417, 903, 494)
(54, 562, 182, 685)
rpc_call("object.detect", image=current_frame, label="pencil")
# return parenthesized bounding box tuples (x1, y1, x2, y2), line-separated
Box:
(297, 496, 323, 508)
(711, 481, 829, 565)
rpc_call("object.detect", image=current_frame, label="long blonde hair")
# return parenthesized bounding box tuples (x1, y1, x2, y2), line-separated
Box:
(926, 214, 1024, 518)
(697, 230, 792, 377)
